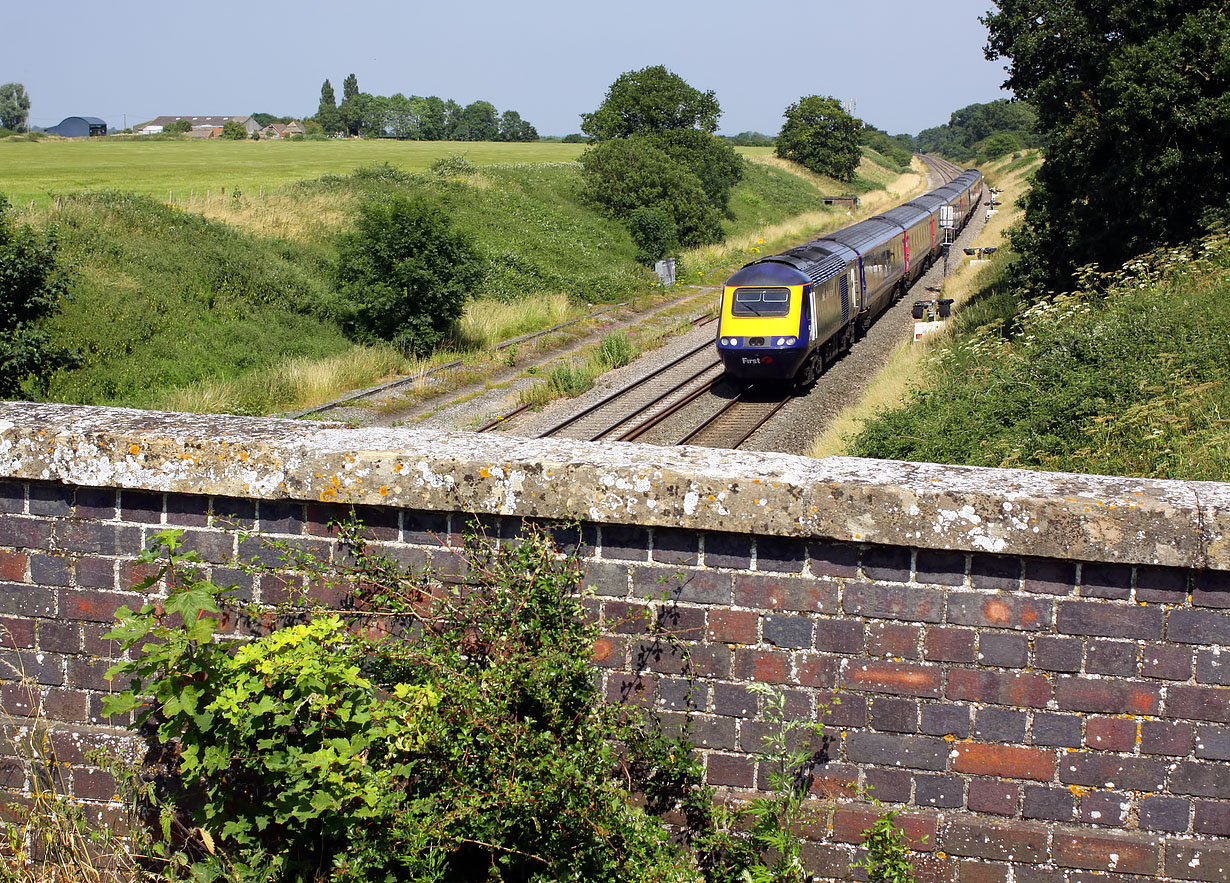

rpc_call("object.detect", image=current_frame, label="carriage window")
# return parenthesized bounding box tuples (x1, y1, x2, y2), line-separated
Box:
(732, 287, 790, 317)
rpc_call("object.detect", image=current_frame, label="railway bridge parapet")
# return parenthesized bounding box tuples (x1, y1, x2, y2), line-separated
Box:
(0, 401, 1227, 883)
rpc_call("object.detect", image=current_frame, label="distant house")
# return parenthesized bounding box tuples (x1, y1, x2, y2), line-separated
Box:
(137, 116, 260, 137)
(47, 116, 108, 137)
(259, 121, 305, 139)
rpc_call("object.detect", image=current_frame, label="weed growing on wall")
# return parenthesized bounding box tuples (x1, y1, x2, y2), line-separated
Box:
(101, 525, 744, 883)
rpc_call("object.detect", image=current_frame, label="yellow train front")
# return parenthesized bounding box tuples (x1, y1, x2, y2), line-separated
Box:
(716, 249, 854, 385)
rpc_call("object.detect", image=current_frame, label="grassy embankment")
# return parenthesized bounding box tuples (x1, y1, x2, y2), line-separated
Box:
(5, 139, 915, 415)
(812, 149, 1230, 482)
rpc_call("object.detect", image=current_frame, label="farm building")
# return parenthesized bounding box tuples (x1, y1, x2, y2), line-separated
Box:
(259, 121, 305, 138)
(46, 116, 107, 137)
(137, 116, 260, 136)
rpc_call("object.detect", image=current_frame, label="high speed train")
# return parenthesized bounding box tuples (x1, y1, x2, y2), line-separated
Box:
(716, 168, 983, 385)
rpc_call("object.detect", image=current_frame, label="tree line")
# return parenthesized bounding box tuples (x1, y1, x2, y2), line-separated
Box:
(312, 73, 538, 141)
(916, 98, 1041, 162)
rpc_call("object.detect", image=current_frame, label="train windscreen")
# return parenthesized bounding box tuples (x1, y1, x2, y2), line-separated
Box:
(731, 287, 791, 317)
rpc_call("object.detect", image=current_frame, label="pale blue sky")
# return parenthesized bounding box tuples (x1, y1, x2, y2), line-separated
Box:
(11, 0, 1009, 136)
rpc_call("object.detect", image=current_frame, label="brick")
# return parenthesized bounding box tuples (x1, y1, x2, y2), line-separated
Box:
(796, 654, 839, 689)
(73, 488, 117, 520)
(41, 688, 88, 723)
(801, 843, 858, 881)
(707, 608, 757, 644)
(11, 649, 64, 686)
(1136, 565, 1189, 603)
(0, 518, 53, 550)
(74, 556, 116, 589)
(1197, 649, 1230, 685)
(949, 593, 1051, 631)
(590, 636, 625, 668)
(54, 522, 142, 556)
(733, 648, 790, 684)
(952, 743, 1055, 780)
(977, 633, 1029, 668)
(974, 708, 1027, 742)
(580, 560, 628, 597)
(755, 536, 806, 574)
(705, 753, 754, 788)
(37, 620, 80, 653)
(605, 673, 655, 707)
(870, 697, 918, 733)
(1055, 831, 1160, 875)
(28, 483, 72, 516)
(1023, 784, 1075, 821)
(967, 778, 1018, 815)
(658, 678, 705, 712)
(636, 567, 732, 604)
(1080, 789, 1130, 826)
(1140, 720, 1193, 756)
(1165, 841, 1230, 883)
(0, 480, 25, 514)
(828, 692, 867, 727)
(809, 540, 858, 578)
(1033, 635, 1083, 672)
(66, 657, 115, 692)
(1060, 753, 1166, 791)
(604, 600, 651, 634)
(704, 532, 751, 569)
(1024, 557, 1076, 595)
(805, 765, 860, 800)
(834, 806, 935, 850)
(1169, 761, 1230, 798)
(118, 490, 162, 525)
(1014, 869, 1067, 883)
(1081, 562, 1134, 600)
(948, 669, 1052, 708)
(957, 859, 1008, 883)
(689, 715, 737, 750)
(921, 704, 970, 737)
(1194, 800, 1230, 835)
(862, 546, 911, 582)
(28, 553, 70, 586)
(1196, 725, 1230, 759)
(1055, 677, 1160, 714)
(1169, 685, 1230, 723)
(844, 582, 946, 623)
(916, 774, 962, 807)
(653, 603, 706, 639)
(864, 767, 913, 802)
(0, 617, 34, 649)
(923, 626, 975, 663)
(1087, 716, 1138, 752)
(1141, 643, 1193, 680)
(970, 555, 1021, 591)
(165, 493, 210, 527)
(0, 551, 26, 583)
(1087, 639, 1138, 676)
(1192, 569, 1230, 609)
(633, 639, 691, 676)
(941, 818, 1048, 862)
(651, 528, 698, 566)
(815, 618, 864, 653)
(1057, 600, 1163, 639)
(600, 524, 649, 562)
(913, 853, 960, 883)
(0, 583, 55, 617)
(1140, 796, 1190, 832)
(844, 661, 942, 697)
(1170, 609, 1230, 644)
(712, 683, 757, 718)
(868, 622, 921, 658)
(915, 549, 966, 586)
(735, 574, 837, 614)
(177, 529, 237, 563)
(845, 733, 948, 770)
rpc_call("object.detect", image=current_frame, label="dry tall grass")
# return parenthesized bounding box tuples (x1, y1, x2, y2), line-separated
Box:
(448, 293, 579, 350)
(807, 153, 1038, 459)
(186, 189, 353, 242)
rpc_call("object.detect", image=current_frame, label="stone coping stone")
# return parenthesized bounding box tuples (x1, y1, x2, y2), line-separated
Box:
(1, 402, 1227, 570)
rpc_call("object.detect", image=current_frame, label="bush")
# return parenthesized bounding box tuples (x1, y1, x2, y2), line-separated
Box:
(628, 205, 677, 265)
(641, 129, 744, 214)
(163, 118, 192, 135)
(103, 525, 726, 883)
(335, 192, 484, 354)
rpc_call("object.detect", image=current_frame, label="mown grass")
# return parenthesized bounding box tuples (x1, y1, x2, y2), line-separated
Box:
(834, 151, 1230, 481)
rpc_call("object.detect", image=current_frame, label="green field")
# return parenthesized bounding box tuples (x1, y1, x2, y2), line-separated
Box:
(0, 139, 598, 208)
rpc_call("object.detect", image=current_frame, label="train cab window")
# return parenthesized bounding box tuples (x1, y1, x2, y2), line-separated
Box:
(732, 287, 790, 317)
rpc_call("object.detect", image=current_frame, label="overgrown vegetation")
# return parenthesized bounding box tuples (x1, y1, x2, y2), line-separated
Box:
(849, 230, 1230, 480)
(915, 99, 1040, 163)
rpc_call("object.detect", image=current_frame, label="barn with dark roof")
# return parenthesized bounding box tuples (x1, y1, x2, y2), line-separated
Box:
(47, 116, 108, 137)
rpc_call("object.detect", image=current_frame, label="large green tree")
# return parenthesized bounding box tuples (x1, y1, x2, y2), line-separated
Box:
(315, 79, 342, 135)
(0, 83, 31, 132)
(775, 95, 862, 181)
(580, 65, 720, 141)
(339, 73, 363, 137)
(983, 1, 1230, 292)
(453, 100, 498, 141)
(0, 195, 76, 397)
(335, 193, 484, 354)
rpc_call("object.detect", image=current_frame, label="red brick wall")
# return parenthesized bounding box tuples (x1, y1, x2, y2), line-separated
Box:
(1, 478, 1227, 883)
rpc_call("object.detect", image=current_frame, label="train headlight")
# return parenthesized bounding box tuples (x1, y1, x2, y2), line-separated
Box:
(776, 337, 785, 346)
(786, 336, 797, 345)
